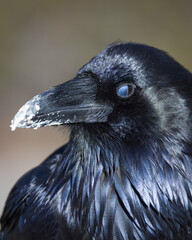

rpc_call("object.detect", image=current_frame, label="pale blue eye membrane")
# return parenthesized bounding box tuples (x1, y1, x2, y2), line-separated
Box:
(116, 83, 136, 98)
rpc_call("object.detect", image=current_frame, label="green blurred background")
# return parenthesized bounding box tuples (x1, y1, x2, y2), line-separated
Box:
(0, 0, 192, 214)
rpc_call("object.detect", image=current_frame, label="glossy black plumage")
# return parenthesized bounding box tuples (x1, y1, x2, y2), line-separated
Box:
(1, 42, 192, 240)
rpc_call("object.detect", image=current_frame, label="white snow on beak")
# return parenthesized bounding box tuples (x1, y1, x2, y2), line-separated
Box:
(10, 95, 40, 131)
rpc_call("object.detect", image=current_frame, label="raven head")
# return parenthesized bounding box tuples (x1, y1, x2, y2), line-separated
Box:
(11, 43, 192, 142)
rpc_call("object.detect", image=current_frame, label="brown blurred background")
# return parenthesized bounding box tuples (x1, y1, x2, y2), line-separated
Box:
(0, 0, 192, 214)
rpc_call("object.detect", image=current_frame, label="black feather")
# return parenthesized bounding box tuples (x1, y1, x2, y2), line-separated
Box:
(1, 42, 192, 240)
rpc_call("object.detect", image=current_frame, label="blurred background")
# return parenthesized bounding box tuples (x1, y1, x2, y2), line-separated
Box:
(0, 0, 192, 214)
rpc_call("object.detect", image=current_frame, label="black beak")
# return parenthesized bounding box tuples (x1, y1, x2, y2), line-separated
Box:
(11, 77, 113, 131)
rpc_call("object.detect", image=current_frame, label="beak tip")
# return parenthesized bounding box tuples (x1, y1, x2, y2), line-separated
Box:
(10, 121, 16, 131)
(10, 95, 41, 131)
(10, 118, 18, 131)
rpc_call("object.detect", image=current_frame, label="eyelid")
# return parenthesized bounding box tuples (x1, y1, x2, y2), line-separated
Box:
(116, 83, 136, 99)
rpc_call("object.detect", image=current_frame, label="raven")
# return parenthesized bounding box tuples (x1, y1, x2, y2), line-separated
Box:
(1, 43, 192, 240)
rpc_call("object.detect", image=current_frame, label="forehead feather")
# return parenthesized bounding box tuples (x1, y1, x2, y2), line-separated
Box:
(78, 44, 149, 87)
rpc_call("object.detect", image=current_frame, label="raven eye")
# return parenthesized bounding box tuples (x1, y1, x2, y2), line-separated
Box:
(116, 83, 136, 99)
